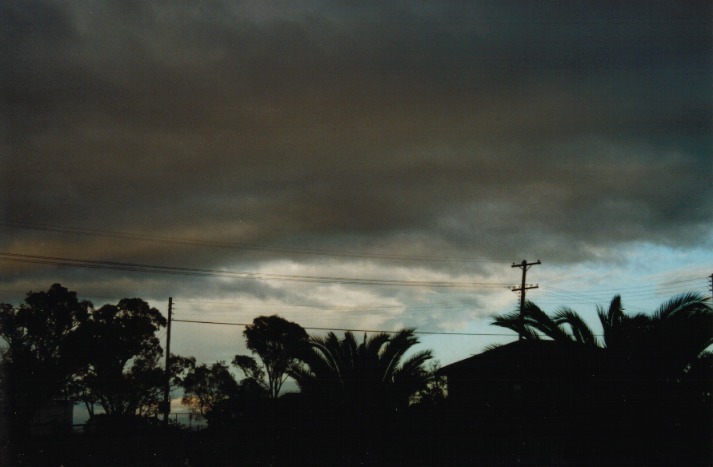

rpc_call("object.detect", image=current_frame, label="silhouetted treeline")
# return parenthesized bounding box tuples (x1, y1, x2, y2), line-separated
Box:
(1, 284, 711, 465)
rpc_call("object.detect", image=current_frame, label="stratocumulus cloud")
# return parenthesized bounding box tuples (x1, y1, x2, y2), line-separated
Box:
(1, 1, 711, 362)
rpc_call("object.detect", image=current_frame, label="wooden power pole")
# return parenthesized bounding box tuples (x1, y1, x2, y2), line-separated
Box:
(162, 297, 173, 426)
(512, 260, 541, 340)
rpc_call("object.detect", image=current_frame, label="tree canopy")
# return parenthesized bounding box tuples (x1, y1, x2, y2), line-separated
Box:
(236, 315, 308, 398)
(71, 297, 174, 417)
(181, 360, 240, 416)
(290, 329, 433, 412)
(492, 293, 712, 369)
(491, 292, 713, 460)
(0, 284, 92, 431)
(2, 285, 711, 465)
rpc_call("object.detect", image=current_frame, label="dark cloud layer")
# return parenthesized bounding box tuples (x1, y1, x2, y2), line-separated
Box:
(2, 1, 711, 296)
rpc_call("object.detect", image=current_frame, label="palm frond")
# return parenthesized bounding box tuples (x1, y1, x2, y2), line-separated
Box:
(381, 329, 419, 380)
(363, 333, 390, 356)
(306, 334, 344, 383)
(553, 307, 599, 346)
(597, 295, 622, 344)
(286, 363, 314, 389)
(341, 331, 358, 357)
(397, 349, 433, 378)
(492, 310, 543, 340)
(492, 310, 529, 334)
(652, 309, 713, 373)
(522, 301, 573, 343)
(483, 343, 504, 352)
(654, 292, 709, 320)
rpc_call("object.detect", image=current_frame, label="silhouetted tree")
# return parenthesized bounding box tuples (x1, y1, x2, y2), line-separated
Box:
(182, 361, 240, 416)
(491, 292, 713, 463)
(73, 298, 169, 417)
(612, 293, 711, 380)
(408, 360, 447, 408)
(290, 329, 433, 412)
(492, 293, 712, 374)
(0, 284, 92, 432)
(234, 315, 308, 398)
(231, 354, 265, 382)
(492, 300, 597, 344)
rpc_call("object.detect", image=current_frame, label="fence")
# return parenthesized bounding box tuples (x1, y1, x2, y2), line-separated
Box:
(69, 411, 207, 433)
(169, 411, 207, 431)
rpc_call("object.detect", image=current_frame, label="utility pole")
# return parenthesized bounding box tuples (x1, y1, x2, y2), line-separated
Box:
(162, 297, 173, 426)
(512, 260, 541, 341)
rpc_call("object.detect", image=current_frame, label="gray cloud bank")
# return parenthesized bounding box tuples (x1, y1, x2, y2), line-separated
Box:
(2, 1, 711, 284)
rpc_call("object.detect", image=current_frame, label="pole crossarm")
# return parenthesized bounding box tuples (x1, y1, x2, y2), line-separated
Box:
(512, 260, 541, 340)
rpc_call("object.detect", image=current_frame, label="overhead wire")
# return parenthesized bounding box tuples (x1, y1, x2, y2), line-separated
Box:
(2, 234, 706, 347)
(2, 222, 708, 321)
(172, 298, 483, 313)
(536, 277, 707, 305)
(175, 299, 406, 310)
(0, 252, 512, 289)
(561, 276, 708, 293)
(538, 286, 648, 312)
(1, 221, 506, 264)
(1, 253, 705, 314)
(171, 318, 519, 337)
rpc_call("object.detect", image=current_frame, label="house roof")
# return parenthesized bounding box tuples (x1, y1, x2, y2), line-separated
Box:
(438, 339, 604, 378)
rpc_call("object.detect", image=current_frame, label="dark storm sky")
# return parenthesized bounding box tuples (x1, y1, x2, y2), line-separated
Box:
(1, 1, 711, 363)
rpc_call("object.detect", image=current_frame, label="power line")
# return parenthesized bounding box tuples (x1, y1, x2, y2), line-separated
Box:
(1, 221, 506, 264)
(175, 299, 406, 310)
(172, 299, 482, 313)
(539, 279, 711, 313)
(171, 318, 518, 337)
(0, 288, 125, 301)
(0, 252, 512, 289)
(549, 277, 708, 297)
(539, 285, 648, 312)
(173, 274, 708, 315)
(540, 285, 611, 303)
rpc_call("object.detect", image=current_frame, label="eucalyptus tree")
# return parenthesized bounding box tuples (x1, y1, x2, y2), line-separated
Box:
(74, 298, 175, 417)
(0, 284, 92, 431)
(181, 361, 240, 416)
(234, 315, 308, 398)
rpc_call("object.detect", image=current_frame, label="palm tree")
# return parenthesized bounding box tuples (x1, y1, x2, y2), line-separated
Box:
(493, 292, 712, 367)
(289, 329, 433, 412)
(492, 291, 713, 407)
(492, 300, 596, 345)
(612, 293, 712, 383)
(491, 293, 712, 461)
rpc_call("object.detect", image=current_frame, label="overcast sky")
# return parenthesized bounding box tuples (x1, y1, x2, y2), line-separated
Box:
(2, 1, 711, 367)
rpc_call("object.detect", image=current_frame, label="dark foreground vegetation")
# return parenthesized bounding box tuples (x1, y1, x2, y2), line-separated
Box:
(8, 392, 712, 466)
(2, 285, 711, 465)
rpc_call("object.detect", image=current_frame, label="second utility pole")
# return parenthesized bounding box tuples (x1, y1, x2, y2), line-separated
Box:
(163, 297, 173, 426)
(512, 260, 541, 340)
